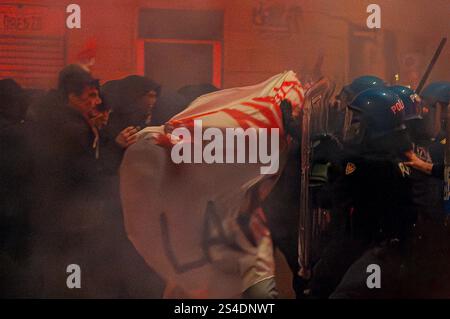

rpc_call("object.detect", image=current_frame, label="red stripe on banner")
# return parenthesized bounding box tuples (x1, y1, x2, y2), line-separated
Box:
(166, 78, 304, 136)
(221, 109, 250, 129)
(252, 97, 289, 136)
(273, 81, 302, 93)
(253, 96, 276, 103)
(292, 86, 305, 104)
(252, 96, 282, 120)
(281, 81, 303, 87)
(222, 109, 273, 130)
(241, 101, 280, 129)
(252, 96, 280, 114)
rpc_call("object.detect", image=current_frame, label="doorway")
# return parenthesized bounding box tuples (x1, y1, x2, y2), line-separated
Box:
(137, 9, 223, 92)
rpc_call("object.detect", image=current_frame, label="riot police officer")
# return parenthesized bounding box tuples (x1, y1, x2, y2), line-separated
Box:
(389, 85, 444, 222)
(308, 87, 413, 298)
(330, 87, 450, 298)
(405, 82, 450, 179)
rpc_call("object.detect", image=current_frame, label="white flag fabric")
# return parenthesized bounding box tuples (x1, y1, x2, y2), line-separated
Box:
(120, 71, 304, 298)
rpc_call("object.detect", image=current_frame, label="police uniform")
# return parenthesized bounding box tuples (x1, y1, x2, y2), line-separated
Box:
(429, 133, 446, 178)
(410, 142, 444, 222)
(311, 87, 417, 298)
(327, 86, 450, 299)
(327, 148, 450, 299)
(337, 150, 415, 242)
(391, 85, 446, 222)
(309, 147, 415, 298)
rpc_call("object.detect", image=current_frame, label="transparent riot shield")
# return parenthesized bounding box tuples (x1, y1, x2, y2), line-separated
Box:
(298, 77, 336, 280)
(443, 103, 450, 216)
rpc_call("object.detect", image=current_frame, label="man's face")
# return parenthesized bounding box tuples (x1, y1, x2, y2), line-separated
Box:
(137, 90, 158, 114)
(69, 86, 102, 115)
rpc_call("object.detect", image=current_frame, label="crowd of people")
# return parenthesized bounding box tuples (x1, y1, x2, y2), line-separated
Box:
(1, 62, 450, 298)
(0, 64, 217, 298)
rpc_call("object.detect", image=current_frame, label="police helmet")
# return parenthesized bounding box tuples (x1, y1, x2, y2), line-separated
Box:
(341, 75, 386, 102)
(347, 87, 406, 142)
(389, 86, 422, 121)
(421, 82, 450, 106)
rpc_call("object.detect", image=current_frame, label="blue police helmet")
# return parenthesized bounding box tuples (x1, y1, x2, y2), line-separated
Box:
(349, 87, 406, 140)
(389, 85, 422, 121)
(421, 82, 450, 106)
(343, 75, 386, 101)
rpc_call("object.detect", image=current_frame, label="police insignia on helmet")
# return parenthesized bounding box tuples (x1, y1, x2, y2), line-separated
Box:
(345, 162, 356, 175)
(398, 162, 411, 177)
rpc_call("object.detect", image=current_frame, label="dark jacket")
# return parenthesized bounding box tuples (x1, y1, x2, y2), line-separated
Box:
(27, 90, 107, 235)
(99, 76, 163, 173)
(25, 91, 164, 298)
(310, 145, 415, 298)
(332, 148, 415, 242)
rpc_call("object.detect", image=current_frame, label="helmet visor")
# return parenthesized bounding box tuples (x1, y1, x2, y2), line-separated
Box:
(343, 110, 365, 144)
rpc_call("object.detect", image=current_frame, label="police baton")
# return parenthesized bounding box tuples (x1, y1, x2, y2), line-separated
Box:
(416, 37, 447, 94)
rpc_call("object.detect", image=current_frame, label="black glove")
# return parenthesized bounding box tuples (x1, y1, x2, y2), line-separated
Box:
(280, 99, 301, 142)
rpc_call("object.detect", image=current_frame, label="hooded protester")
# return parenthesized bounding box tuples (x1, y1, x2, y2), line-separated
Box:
(149, 90, 188, 126)
(99, 76, 166, 298)
(99, 76, 161, 173)
(102, 75, 161, 139)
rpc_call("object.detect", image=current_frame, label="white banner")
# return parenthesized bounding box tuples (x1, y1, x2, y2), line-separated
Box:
(120, 71, 304, 298)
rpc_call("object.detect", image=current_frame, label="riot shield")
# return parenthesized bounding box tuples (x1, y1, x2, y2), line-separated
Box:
(443, 103, 450, 216)
(298, 77, 336, 280)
